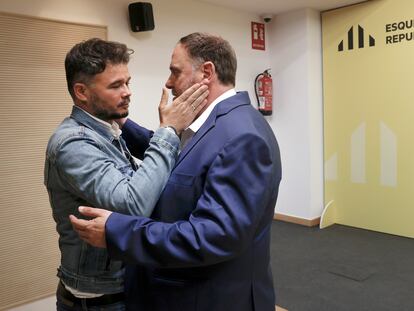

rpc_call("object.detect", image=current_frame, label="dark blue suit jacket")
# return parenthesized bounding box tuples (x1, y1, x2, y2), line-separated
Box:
(107, 92, 281, 311)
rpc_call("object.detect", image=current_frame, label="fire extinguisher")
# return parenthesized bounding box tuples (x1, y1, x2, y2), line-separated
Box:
(254, 69, 273, 116)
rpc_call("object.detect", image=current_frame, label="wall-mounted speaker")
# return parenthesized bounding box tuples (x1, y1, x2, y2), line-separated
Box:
(128, 2, 155, 32)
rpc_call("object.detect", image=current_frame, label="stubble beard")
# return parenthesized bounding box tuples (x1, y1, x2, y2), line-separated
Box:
(173, 74, 199, 99)
(90, 94, 129, 121)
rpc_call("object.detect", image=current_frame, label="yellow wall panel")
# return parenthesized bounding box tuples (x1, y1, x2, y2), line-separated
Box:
(322, 0, 414, 237)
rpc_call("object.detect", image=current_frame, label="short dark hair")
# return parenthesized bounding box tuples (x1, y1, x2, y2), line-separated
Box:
(65, 38, 134, 99)
(179, 32, 237, 86)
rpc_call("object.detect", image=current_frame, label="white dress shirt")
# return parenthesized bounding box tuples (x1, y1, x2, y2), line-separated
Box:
(180, 88, 236, 149)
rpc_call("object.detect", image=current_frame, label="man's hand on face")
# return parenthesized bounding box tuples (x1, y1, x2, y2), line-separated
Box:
(69, 206, 112, 248)
(159, 83, 209, 135)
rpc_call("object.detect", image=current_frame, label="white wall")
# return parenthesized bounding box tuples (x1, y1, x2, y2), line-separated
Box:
(0, 0, 272, 309)
(0, 0, 271, 129)
(268, 8, 324, 220)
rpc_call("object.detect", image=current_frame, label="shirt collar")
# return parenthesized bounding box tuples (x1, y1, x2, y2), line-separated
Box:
(77, 107, 123, 139)
(188, 88, 236, 133)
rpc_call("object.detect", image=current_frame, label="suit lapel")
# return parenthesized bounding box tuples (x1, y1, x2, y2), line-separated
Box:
(174, 91, 251, 168)
(175, 109, 217, 167)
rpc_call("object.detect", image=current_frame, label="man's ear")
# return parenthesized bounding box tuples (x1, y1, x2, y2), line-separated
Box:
(73, 83, 89, 102)
(201, 61, 215, 83)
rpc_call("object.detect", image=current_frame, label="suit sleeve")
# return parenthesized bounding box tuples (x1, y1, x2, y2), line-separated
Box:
(106, 133, 278, 268)
(122, 119, 153, 160)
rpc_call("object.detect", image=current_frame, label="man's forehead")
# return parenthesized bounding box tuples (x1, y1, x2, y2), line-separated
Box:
(171, 44, 189, 60)
(93, 63, 130, 83)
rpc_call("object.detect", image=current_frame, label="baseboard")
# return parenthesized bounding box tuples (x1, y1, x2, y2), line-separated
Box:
(273, 213, 320, 227)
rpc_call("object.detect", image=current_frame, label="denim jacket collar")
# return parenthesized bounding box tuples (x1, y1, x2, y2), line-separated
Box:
(70, 106, 118, 143)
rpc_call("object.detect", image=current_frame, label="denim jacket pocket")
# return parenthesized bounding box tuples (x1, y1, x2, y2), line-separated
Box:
(116, 163, 134, 177)
(79, 242, 111, 276)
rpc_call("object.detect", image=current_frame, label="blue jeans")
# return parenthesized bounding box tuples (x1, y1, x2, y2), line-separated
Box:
(56, 283, 125, 311)
(56, 296, 125, 311)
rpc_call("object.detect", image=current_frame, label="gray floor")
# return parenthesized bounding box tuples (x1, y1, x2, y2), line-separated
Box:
(270, 221, 414, 311)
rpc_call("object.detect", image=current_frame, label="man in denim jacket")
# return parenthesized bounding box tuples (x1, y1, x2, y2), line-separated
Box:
(44, 38, 208, 311)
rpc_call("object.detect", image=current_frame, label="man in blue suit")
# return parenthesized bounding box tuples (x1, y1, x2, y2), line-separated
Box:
(71, 32, 281, 311)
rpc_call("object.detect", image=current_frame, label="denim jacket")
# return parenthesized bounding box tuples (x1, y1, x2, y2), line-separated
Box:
(44, 106, 179, 294)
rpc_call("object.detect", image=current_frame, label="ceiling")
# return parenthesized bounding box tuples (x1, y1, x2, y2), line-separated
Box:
(196, 0, 368, 16)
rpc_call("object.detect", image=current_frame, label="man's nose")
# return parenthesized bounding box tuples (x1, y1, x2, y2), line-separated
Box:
(165, 76, 173, 89)
(122, 85, 132, 97)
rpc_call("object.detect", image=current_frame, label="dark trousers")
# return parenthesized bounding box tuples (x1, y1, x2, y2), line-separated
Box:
(56, 281, 125, 311)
